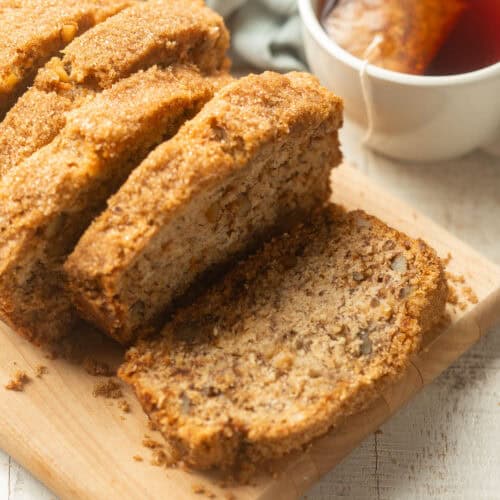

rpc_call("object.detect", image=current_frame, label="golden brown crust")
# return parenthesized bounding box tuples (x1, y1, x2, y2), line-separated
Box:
(65, 71, 344, 344)
(0, 0, 229, 177)
(119, 209, 447, 470)
(0, 65, 223, 345)
(0, 0, 132, 118)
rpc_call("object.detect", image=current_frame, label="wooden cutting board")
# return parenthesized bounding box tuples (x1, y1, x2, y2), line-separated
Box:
(1, 163, 499, 500)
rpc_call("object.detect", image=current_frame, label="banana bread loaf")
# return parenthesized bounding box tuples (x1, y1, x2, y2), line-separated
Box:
(0, 65, 226, 345)
(0, 0, 132, 119)
(0, 0, 229, 176)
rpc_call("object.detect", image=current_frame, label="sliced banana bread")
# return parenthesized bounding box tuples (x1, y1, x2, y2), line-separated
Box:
(0, 0, 229, 176)
(0, 0, 132, 118)
(0, 65, 226, 345)
(65, 71, 344, 345)
(119, 209, 447, 470)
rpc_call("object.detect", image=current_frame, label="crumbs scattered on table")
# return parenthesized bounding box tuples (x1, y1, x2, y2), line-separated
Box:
(93, 379, 123, 399)
(5, 370, 30, 391)
(118, 399, 130, 413)
(35, 365, 48, 378)
(83, 357, 114, 377)
(142, 435, 177, 467)
(445, 271, 479, 312)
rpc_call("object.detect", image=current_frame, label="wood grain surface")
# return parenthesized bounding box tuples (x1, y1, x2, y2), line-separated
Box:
(1, 162, 499, 500)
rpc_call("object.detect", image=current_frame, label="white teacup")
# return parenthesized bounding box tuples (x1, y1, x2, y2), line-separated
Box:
(298, 0, 500, 162)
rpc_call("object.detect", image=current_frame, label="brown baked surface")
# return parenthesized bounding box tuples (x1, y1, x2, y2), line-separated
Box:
(65, 71, 343, 345)
(0, 0, 132, 118)
(0, 65, 225, 345)
(119, 209, 447, 470)
(0, 0, 229, 177)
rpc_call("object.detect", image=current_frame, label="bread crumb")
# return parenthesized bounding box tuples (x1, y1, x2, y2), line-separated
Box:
(142, 437, 162, 449)
(83, 357, 114, 377)
(445, 271, 465, 284)
(442, 252, 452, 266)
(192, 483, 216, 497)
(462, 286, 478, 305)
(133, 455, 143, 462)
(118, 399, 130, 413)
(192, 483, 205, 494)
(151, 449, 169, 467)
(93, 379, 123, 399)
(35, 365, 48, 378)
(5, 370, 30, 391)
(147, 420, 158, 431)
(447, 285, 459, 305)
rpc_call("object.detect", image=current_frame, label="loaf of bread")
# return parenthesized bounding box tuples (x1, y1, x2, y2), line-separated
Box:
(0, 0, 229, 176)
(65, 71, 344, 345)
(0, 0, 132, 119)
(0, 65, 226, 345)
(119, 209, 447, 470)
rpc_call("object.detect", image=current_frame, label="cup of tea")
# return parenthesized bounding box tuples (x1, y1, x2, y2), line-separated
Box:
(298, 0, 500, 162)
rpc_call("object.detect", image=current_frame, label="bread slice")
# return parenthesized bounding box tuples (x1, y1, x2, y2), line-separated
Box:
(0, 0, 229, 176)
(65, 71, 344, 345)
(119, 209, 447, 470)
(0, 65, 227, 345)
(0, 0, 132, 119)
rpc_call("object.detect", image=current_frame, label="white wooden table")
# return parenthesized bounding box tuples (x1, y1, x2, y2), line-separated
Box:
(1, 121, 499, 499)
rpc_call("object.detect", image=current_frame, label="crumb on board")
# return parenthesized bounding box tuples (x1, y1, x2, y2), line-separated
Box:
(446, 271, 465, 284)
(147, 419, 158, 431)
(447, 284, 459, 305)
(445, 272, 478, 308)
(92, 379, 123, 399)
(192, 483, 216, 498)
(151, 449, 170, 467)
(133, 455, 143, 462)
(83, 357, 114, 377)
(35, 365, 48, 378)
(463, 285, 478, 305)
(118, 399, 131, 413)
(142, 437, 162, 449)
(442, 252, 452, 266)
(5, 370, 30, 391)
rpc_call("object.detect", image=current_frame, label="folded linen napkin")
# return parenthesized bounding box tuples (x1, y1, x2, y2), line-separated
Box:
(207, 0, 307, 71)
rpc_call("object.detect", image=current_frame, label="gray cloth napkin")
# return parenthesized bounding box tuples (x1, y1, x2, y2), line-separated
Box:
(207, 0, 307, 72)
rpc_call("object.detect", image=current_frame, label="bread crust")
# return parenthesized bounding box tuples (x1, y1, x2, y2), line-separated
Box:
(0, 0, 132, 119)
(0, 0, 229, 176)
(0, 65, 224, 345)
(119, 209, 447, 470)
(65, 71, 344, 344)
